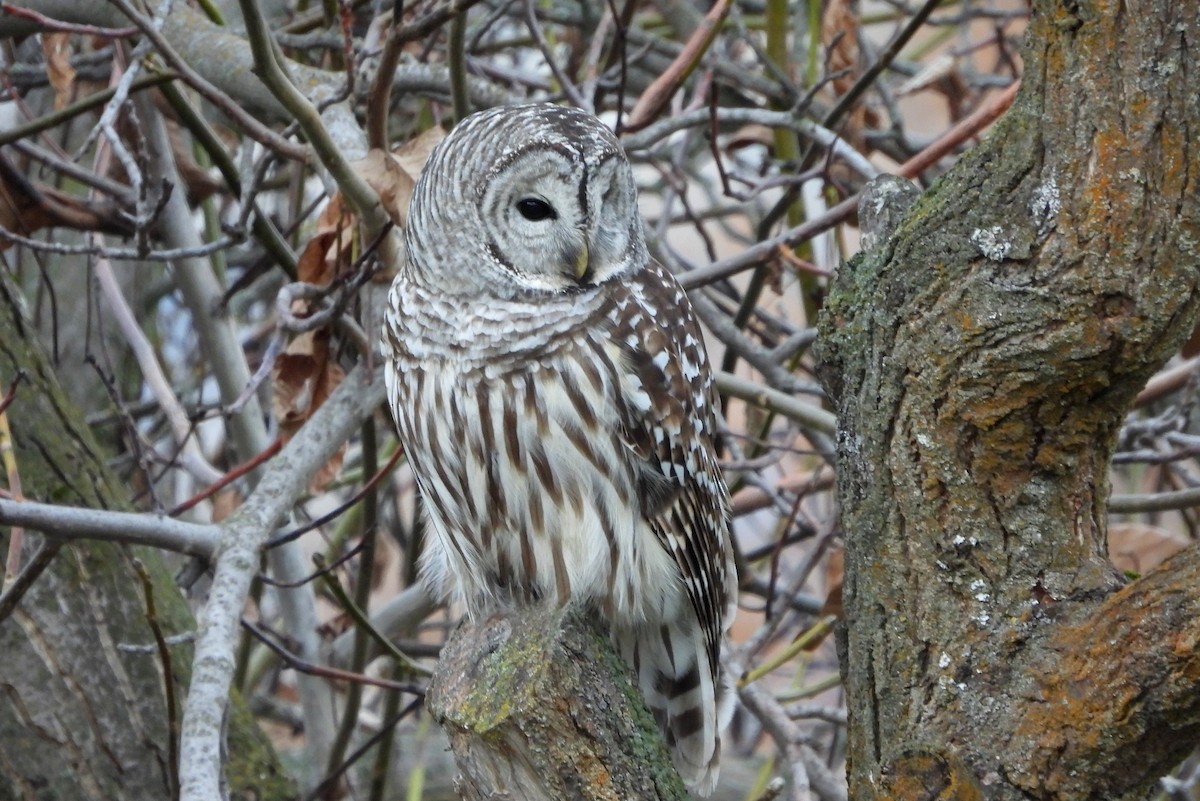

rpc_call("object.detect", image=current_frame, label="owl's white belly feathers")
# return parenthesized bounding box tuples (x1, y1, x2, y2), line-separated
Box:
(387, 331, 687, 628)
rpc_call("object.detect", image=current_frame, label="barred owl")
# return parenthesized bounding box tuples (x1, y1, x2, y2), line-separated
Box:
(382, 103, 736, 795)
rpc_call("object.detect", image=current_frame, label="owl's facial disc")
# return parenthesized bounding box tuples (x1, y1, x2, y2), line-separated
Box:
(479, 146, 640, 295)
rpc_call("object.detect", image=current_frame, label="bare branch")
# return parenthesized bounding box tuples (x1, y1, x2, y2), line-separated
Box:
(0, 499, 220, 557)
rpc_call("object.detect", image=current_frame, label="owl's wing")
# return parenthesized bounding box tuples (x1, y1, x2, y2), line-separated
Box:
(608, 262, 732, 673)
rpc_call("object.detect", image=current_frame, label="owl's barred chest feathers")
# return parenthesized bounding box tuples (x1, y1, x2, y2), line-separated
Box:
(384, 263, 719, 627)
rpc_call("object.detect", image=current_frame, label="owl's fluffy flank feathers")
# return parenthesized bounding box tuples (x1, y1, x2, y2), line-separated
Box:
(382, 103, 736, 795)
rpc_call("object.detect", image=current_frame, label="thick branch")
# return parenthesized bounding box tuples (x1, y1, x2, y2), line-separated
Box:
(177, 365, 386, 800)
(426, 606, 687, 801)
(0, 2, 303, 123)
(1010, 543, 1200, 798)
(0, 265, 292, 801)
(0, 499, 218, 556)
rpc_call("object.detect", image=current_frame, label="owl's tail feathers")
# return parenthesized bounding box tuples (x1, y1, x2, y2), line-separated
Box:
(622, 622, 735, 797)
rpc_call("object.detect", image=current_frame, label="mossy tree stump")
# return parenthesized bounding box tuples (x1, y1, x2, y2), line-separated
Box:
(427, 605, 688, 801)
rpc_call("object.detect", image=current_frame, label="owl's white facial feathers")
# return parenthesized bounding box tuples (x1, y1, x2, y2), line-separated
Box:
(404, 104, 646, 298)
(480, 149, 593, 292)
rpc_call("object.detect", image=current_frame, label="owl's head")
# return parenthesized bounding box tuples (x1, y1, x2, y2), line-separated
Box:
(404, 103, 647, 297)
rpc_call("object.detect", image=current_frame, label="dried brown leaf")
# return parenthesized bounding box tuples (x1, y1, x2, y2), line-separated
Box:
(353, 149, 414, 226)
(42, 33, 76, 111)
(0, 169, 52, 242)
(392, 125, 445, 180)
(822, 0, 879, 147)
(350, 126, 444, 227)
(1181, 319, 1200, 358)
(725, 123, 775, 152)
(271, 331, 347, 493)
(211, 488, 243, 523)
(295, 195, 355, 290)
(1108, 522, 1190, 575)
(820, 546, 844, 622)
(822, 0, 860, 97)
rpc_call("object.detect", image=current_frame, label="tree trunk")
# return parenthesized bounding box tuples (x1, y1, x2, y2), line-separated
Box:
(0, 274, 293, 801)
(815, 0, 1200, 799)
(426, 606, 688, 801)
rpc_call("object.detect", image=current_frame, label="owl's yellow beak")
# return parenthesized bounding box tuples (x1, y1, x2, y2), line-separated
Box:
(574, 242, 590, 280)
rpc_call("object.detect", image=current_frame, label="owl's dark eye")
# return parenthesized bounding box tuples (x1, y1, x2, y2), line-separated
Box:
(516, 197, 557, 221)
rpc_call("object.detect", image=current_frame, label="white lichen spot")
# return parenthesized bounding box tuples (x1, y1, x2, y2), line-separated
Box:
(1155, 58, 1178, 77)
(938, 652, 952, 669)
(975, 611, 991, 626)
(936, 560, 948, 570)
(971, 226, 1012, 261)
(952, 534, 967, 546)
(1029, 177, 1061, 229)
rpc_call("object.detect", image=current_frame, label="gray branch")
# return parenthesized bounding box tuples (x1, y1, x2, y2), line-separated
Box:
(0, 500, 219, 557)
(177, 365, 386, 801)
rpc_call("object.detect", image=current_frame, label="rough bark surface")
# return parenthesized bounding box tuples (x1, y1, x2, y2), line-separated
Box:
(426, 605, 688, 801)
(815, 0, 1200, 799)
(0, 274, 293, 801)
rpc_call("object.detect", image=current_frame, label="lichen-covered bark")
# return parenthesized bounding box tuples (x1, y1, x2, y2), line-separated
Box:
(815, 0, 1200, 799)
(0, 274, 293, 801)
(426, 606, 688, 801)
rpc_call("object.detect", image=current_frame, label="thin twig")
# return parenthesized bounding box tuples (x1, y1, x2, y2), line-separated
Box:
(132, 558, 181, 801)
(0, 541, 63, 623)
(0, 2, 137, 35)
(168, 439, 284, 517)
(523, 0, 589, 109)
(242, 619, 426, 693)
(623, 0, 732, 131)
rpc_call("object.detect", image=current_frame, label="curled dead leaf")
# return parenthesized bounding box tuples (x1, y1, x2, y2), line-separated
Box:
(725, 123, 776, 153)
(272, 330, 346, 493)
(349, 126, 444, 227)
(293, 194, 355, 292)
(353, 149, 414, 227)
(42, 33, 76, 111)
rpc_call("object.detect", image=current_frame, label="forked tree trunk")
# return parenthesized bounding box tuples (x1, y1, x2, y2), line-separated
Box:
(815, 0, 1200, 799)
(0, 274, 293, 801)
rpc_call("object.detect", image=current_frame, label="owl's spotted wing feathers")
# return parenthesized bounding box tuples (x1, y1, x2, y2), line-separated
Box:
(603, 263, 733, 791)
(608, 265, 730, 663)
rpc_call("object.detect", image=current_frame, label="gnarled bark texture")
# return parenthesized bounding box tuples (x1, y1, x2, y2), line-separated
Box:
(426, 606, 688, 801)
(0, 274, 293, 801)
(815, 0, 1200, 799)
